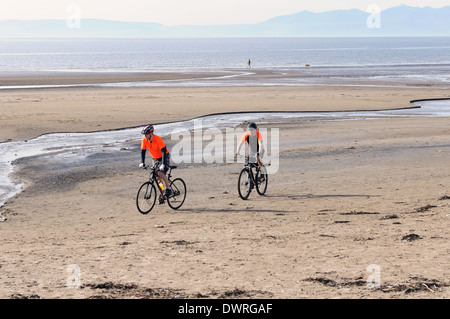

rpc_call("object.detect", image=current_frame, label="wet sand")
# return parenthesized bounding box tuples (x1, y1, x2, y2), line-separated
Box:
(1, 71, 449, 143)
(0, 72, 449, 299)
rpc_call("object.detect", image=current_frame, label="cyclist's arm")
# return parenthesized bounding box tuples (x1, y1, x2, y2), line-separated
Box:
(258, 140, 264, 154)
(161, 146, 167, 164)
(235, 140, 244, 155)
(141, 149, 146, 164)
(257, 132, 264, 155)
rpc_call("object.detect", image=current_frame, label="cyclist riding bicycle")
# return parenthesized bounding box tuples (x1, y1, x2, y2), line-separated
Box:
(139, 124, 172, 197)
(235, 122, 265, 168)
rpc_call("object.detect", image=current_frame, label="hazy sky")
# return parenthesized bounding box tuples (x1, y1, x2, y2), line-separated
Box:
(1, 0, 449, 25)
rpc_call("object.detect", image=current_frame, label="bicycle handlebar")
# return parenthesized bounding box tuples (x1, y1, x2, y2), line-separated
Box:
(140, 164, 158, 170)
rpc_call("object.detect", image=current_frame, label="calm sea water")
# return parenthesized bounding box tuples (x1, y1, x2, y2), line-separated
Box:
(1, 37, 450, 86)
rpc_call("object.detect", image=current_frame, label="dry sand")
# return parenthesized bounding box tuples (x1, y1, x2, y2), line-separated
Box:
(0, 73, 449, 299)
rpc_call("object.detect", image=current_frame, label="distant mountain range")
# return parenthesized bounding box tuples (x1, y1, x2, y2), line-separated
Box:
(1, 5, 450, 38)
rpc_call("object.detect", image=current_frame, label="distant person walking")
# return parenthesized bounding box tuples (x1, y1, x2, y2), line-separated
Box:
(247, 58, 251, 68)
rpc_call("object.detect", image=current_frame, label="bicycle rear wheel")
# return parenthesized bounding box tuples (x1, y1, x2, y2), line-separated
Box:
(238, 168, 252, 200)
(256, 166, 268, 195)
(167, 178, 187, 210)
(136, 181, 157, 214)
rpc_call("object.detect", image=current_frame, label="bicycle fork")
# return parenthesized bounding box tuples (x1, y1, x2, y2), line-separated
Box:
(245, 166, 255, 189)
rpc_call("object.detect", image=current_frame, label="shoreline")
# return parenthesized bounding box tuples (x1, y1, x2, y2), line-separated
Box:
(2, 67, 450, 90)
(1, 76, 450, 143)
(0, 70, 236, 85)
(2, 99, 449, 146)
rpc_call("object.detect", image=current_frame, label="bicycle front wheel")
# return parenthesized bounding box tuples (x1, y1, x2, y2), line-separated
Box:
(238, 168, 252, 200)
(136, 182, 157, 214)
(256, 166, 268, 195)
(167, 178, 187, 210)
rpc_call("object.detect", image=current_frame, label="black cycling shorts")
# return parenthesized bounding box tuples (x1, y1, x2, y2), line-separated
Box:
(247, 149, 264, 164)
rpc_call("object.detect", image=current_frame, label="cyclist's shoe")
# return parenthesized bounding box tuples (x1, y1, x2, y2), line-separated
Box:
(164, 187, 172, 198)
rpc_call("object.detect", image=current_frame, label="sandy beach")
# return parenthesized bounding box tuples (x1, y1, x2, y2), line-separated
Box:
(1, 71, 449, 143)
(0, 71, 449, 299)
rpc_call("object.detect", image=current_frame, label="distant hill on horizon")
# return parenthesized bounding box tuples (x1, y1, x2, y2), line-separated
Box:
(1, 5, 450, 38)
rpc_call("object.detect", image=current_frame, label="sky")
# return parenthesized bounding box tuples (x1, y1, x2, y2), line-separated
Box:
(1, 0, 449, 25)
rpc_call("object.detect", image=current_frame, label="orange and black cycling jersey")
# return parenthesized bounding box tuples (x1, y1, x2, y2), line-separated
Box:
(141, 135, 169, 159)
(241, 131, 264, 152)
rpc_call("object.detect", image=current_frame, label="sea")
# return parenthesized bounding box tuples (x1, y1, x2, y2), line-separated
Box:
(1, 37, 450, 87)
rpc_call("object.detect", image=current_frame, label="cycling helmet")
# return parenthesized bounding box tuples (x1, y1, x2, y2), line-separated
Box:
(141, 124, 154, 134)
(247, 122, 257, 130)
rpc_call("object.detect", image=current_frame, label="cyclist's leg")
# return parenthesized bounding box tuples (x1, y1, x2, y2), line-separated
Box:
(159, 153, 172, 195)
(257, 149, 265, 168)
(157, 171, 169, 186)
(152, 158, 166, 190)
(153, 156, 169, 187)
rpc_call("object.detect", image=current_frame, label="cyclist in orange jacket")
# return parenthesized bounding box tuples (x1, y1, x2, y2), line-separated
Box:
(235, 122, 265, 168)
(139, 124, 172, 197)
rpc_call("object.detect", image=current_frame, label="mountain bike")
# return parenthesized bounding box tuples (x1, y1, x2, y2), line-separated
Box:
(136, 163, 186, 214)
(237, 155, 268, 200)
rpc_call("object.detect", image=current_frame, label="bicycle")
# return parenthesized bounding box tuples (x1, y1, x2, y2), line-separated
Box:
(136, 163, 187, 214)
(237, 155, 268, 200)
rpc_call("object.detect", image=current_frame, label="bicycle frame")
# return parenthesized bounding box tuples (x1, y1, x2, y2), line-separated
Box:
(244, 161, 259, 186)
(137, 163, 186, 213)
(145, 164, 174, 198)
(246, 154, 261, 176)
(237, 154, 267, 200)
